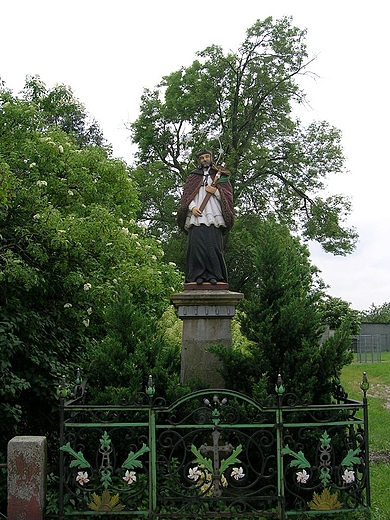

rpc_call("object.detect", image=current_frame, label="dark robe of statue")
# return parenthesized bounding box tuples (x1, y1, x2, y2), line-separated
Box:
(177, 152, 234, 285)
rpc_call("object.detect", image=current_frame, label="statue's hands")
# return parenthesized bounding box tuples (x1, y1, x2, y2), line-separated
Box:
(192, 207, 202, 217)
(205, 185, 217, 194)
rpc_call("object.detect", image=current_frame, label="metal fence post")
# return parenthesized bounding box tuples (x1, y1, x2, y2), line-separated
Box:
(275, 375, 285, 520)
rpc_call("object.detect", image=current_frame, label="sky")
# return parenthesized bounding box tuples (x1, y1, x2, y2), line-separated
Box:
(1, 0, 388, 311)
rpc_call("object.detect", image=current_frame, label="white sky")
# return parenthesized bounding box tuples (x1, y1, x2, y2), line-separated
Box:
(1, 0, 389, 311)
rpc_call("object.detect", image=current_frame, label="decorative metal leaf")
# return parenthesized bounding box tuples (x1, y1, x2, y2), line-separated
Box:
(320, 431, 331, 449)
(190, 444, 213, 473)
(100, 431, 111, 449)
(319, 467, 332, 487)
(88, 490, 125, 512)
(281, 444, 310, 469)
(60, 442, 90, 469)
(220, 444, 243, 475)
(308, 488, 342, 510)
(341, 447, 361, 467)
(100, 468, 113, 489)
(122, 443, 150, 470)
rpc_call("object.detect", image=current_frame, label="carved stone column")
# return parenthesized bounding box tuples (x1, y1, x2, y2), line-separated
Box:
(170, 289, 244, 388)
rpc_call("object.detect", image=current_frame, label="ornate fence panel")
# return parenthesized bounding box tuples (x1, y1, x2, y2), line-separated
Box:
(58, 375, 370, 519)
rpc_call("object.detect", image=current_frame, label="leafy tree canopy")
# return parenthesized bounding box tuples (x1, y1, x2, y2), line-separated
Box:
(0, 77, 182, 456)
(360, 302, 390, 323)
(319, 295, 361, 335)
(130, 16, 357, 255)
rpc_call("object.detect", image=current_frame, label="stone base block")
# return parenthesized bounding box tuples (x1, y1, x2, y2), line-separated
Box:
(171, 290, 244, 388)
(7, 436, 47, 520)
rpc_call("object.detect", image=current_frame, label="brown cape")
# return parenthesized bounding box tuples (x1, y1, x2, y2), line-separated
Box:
(177, 166, 234, 233)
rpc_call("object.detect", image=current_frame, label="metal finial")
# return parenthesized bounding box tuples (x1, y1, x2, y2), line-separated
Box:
(146, 375, 155, 397)
(56, 375, 68, 399)
(275, 373, 285, 395)
(360, 372, 369, 394)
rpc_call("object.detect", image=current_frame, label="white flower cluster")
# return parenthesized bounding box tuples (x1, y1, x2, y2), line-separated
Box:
(296, 469, 310, 484)
(342, 469, 355, 484)
(76, 471, 89, 486)
(230, 467, 245, 480)
(123, 470, 137, 485)
(187, 465, 245, 487)
(188, 466, 201, 481)
(295, 468, 355, 485)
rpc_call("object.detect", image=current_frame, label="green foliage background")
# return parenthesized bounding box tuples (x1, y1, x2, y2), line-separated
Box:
(215, 215, 354, 403)
(0, 77, 183, 474)
(0, 16, 366, 515)
(131, 16, 358, 256)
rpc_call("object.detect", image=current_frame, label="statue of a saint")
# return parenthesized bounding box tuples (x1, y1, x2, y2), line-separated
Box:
(177, 150, 234, 285)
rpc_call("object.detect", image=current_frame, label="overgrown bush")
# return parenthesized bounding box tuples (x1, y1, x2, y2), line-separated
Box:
(217, 215, 354, 403)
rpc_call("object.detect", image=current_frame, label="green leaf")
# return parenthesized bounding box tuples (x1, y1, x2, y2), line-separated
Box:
(190, 444, 213, 474)
(100, 469, 113, 489)
(319, 467, 332, 487)
(60, 442, 91, 469)
(281, 444, 311, 469)
(320, 431, 331, 449)
(220, 444, 243, 475)
(100, 431, 111, 450)
(341, 447, 361, 467)
(122, 443, 150, 470)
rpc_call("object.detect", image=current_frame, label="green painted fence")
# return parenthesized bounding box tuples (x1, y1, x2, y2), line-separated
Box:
(57, 374, 370, 519)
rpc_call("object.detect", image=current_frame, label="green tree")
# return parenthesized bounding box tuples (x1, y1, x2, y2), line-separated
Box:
(360, 302, 390, 323)
(215, 216, 353, 403)
(130, 16, 357, 255)
(22, 75, 105, 147)
(319, 295, 361, 335)
(86, 286, 182, 405)
(0, 78, 182, 466)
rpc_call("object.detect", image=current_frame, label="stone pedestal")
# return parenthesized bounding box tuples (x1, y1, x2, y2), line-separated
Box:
(170, 289, 244, 387)
(7, 436, 47, 520)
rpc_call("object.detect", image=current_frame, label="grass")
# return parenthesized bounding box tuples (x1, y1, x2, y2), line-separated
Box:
(340, 351, 390, 520)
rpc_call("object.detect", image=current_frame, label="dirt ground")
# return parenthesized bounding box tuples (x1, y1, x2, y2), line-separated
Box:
(366, 383, 390, 463)
(370, 450, 390, 463)
(367, 383, 390, 410)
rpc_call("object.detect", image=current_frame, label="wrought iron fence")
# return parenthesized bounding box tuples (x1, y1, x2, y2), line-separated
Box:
(57, 373, 370, 519)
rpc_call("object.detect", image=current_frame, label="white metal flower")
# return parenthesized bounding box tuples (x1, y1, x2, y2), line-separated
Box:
(76, 471, 89, 486)
(64, 303, 72, 308)
(123, 470, 137, 485)
(188, 466, 202, 481)
(231, 467, 245, 480)
(83, 283, 92, 291)
(296, 469, 310, 484)
(342, 469, 355, 484)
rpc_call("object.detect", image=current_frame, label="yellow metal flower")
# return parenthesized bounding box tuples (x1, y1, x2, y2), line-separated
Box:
(308, 488, 342, 510)
(88, 490, 125, 512)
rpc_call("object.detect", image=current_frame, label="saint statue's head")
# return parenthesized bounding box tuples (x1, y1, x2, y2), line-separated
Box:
(196, 150, 213, 168)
